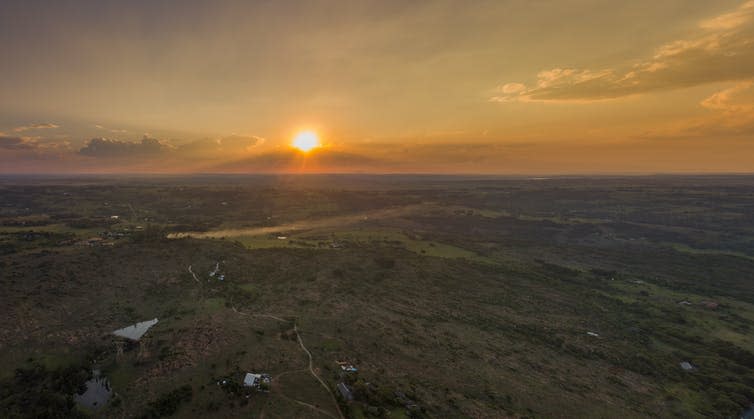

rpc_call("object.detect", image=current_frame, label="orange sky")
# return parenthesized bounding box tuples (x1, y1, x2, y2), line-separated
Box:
(1, 0, 753, 174)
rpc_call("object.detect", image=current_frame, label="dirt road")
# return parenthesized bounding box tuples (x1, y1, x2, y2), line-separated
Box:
(168, 204, 428, 239)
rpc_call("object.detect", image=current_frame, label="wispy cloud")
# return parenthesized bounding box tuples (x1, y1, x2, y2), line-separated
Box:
(635, 80, 754, 140)
(178, 135, 265, 158)
(94, 124, 128, 134)
(493, 1, 754, 102)
(700, 80, 754, 112)
(13, 123, 59, 132)
(689, 81, 754, 136)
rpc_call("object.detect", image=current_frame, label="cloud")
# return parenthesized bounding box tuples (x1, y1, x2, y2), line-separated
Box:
(692, 81, 754, 135)
(700, 0, 754, 29)
(0, 135, 72, 168)
(700, 80, 754, 112)
(94, 124, 128, 134)
(635, 80, 754, 140)
(79, 135, 173, 158)
(178, 135, 264, 157)
(493, 1, 754, 102)
(0, 135, 38, 150)
(13, 123, 59, 132)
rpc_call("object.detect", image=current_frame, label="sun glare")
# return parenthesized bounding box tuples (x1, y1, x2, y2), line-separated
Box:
(292, 131, 320, 152)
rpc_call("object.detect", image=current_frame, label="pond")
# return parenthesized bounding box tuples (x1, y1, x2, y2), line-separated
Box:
(74, 369, 111, 410)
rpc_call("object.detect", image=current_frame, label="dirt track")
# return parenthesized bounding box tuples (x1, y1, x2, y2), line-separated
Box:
(231, 306, 344, 419)
(168, 204, 428, 239)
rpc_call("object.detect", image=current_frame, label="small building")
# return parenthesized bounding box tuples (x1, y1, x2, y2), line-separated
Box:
(337, 382, 353, 401)
(336, 361, 358, 372)
(243, 373, 260, 387)
(243, 372, 271, 389)
(112, 318, 159, 341)
(680, 361, 695, 371)
(112, 318, 159, 360)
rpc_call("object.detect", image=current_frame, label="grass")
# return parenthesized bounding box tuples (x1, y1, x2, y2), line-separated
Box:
(222, 226, 489, 262)
(239, 283, 256, 292)
(275, 370, 340, 417)
(0, 223, 110, 237)
(669, 242, 754, 261)
(35, 352, 80, 371)
(317, 228, 489, 262)
(233, 236, 319, 250)
(318, 338, 342, 351)
(203, 297, 226, 312)
(106, 363, 139, 394)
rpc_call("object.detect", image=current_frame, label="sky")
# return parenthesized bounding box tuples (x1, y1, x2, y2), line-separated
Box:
(1, 0, 753, 174)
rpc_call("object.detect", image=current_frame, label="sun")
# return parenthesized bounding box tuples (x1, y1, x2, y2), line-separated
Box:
(291, 131, 320, 152)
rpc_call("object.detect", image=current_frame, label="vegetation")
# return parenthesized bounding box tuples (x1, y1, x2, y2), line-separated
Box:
(0, 361, 90, 418)
(0, 175, 753, 418)
(141, 385, 193, 418)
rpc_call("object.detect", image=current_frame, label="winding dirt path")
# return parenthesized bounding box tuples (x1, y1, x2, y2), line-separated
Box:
(185, 269, 341, 417)
(231, 307, 344, 419)
(187, 265, 200, 283)
(294, 323, 344, 419)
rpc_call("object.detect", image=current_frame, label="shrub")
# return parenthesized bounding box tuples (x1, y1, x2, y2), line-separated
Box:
(142, 385, 193, 418)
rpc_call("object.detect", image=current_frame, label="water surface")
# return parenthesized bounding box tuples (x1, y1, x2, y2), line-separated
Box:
(74, 370, 111, 409)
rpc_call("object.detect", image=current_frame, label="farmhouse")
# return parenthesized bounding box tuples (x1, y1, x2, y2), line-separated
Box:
(243, 373, 260, 387)
(243, 372, 271, 389)
(336, 361, 358, 372)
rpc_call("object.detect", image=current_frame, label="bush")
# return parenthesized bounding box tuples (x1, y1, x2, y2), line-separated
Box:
(0, 361, 90, 418)
(141, 385, 193, 418)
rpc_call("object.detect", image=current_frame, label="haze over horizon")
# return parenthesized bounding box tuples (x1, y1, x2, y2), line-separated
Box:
(2, 0, 754, 174)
